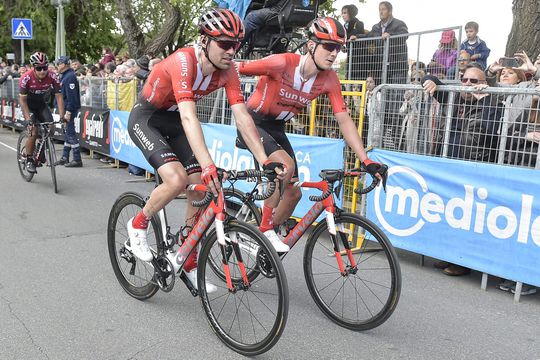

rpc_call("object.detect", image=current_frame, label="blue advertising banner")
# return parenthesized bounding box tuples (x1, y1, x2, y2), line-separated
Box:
(366, 149, 540, 287)
(202, 123, 345, 217)
(109, 110, 153, 173)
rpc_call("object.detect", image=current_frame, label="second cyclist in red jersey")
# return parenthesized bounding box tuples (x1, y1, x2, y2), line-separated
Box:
(237, 17, 387, 248)
(126, 8, 286, 290)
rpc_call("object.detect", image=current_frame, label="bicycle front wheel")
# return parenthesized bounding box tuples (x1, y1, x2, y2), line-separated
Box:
(198, 220, 288, 356)
(303, 213, 401, 331)
(46, 138, 58, 193)
(16, 131, 34, 182)
(107, 192, 162, 300)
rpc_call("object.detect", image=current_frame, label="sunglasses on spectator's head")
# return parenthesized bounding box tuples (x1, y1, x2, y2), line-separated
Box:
(461, 77, 482, 84)
(208, 36, 241, 51)
(317, 42, 343, 53)
(35, 66, 48, 72)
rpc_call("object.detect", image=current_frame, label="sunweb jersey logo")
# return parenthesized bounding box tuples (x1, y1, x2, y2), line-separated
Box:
(374, 166, 540, 246)
(111, 115, 135, 153)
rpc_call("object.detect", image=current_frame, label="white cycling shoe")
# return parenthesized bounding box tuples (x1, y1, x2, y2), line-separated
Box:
(185, 269, 218, 294)
(263, 229, 290, 253)
(126, 218, 153, 262)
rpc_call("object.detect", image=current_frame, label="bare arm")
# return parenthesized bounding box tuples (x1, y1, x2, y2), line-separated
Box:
(334, 112, 369, 162)
(231, 103, 268, 165)
(54, 93, 65, 118)
(178, 101, 214, 169)
(19, 95, 32, 121)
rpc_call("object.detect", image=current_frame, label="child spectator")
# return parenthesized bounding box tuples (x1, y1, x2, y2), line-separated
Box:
(432, 30, 458, 76)
(459, 21, 490, 70)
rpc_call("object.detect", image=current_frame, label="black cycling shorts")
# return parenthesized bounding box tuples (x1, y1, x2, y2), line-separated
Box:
(28, 104, 54, 125)
(236, 119, 298, 178)
(128, 101, 200, 174)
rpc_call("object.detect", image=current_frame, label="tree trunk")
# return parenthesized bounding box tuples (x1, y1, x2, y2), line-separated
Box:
(115, 0, 146, 58)
(145, 0, 182, 57)
(506, 0, 540, 57)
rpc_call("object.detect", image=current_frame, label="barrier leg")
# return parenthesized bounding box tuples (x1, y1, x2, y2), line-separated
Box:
(420, 255, 424, 267)
(481, 273, 488, 291)
(513, 282, 522, 303)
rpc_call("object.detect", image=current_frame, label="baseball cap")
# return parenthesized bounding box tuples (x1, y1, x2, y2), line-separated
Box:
(440, 30, 455, 44)
(55, 55, 70, 65)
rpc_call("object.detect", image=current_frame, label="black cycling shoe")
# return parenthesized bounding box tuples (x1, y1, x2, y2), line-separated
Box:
(65, 160, 83, 168)
(26, 160, 37, 173)
(54, 157, 68, 166)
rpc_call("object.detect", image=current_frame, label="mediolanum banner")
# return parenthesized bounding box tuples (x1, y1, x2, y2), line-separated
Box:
(367, 149, 540, 287)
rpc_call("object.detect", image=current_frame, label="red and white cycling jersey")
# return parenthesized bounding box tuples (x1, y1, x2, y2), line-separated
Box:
(239, 53, 347, 121)
(19, 69, 61, 102)
(140, 46, 244, 110)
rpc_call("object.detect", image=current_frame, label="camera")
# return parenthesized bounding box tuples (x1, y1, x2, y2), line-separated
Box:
(499, 57, 522, 68)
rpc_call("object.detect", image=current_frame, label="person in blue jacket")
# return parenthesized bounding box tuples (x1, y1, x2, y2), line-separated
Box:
(459, 21, 490, 70)
(55, 56, 83, 168)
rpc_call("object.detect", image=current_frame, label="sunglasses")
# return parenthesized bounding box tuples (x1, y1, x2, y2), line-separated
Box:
(317, 42, 343, 53)
(35, 66, 48, 72)
(461, 77, 483, 84)
(209, 37, 241, 52)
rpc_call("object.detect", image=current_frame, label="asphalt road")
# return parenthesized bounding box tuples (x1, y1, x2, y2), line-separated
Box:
(0, 127, 539, 360)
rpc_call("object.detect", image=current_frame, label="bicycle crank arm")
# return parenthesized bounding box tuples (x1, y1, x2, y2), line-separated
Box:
(179, 272, 198, 297)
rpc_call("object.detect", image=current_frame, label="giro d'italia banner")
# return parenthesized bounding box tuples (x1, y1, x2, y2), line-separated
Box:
(202, 123, 345, 218)
(367, 149, 540, 287)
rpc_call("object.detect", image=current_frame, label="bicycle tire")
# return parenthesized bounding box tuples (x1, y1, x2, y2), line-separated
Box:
(16, 131, 34, 182)
(198, 220, 288, 356)
(47, 138, 58, 194)
(207, 188, 262, 283)
(303, 213, 401, 331)
(108, 192, 162, 300)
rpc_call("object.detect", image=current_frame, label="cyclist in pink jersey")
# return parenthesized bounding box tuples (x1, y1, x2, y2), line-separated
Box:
(237, 17, 387, 249)
(19, 52, 65, 173)
(126, 9, 286, 291)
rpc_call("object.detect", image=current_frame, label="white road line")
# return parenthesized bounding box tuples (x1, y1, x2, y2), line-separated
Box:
(0, 141, 17, 152)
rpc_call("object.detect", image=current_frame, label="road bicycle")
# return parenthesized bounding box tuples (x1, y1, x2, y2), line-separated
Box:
(222, 167, 401, 331)
(107, 169, 289, 356)
(16, 121, 61, 193)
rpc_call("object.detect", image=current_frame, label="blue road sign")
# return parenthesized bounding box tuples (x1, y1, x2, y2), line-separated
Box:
(12, 18, 33, 40)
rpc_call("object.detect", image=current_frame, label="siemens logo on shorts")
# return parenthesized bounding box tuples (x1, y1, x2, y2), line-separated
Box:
(111, 115, 136, 153)
(132, 123, 154, 151)
(374, 166, 540, 247)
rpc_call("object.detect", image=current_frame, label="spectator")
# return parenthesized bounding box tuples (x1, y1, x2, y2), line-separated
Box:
(426, 61, 447, 79)
(48, 63, 56, 74)
(432, 30, 458, 76)
(368, 1, 409, 84)
(342, 4, 365, 80)
(115, 55, 123, 66)
(242, 0, 287, 46)
(459, 21, 490, 70)
(447, 50, 471, 80)
(149, 58, 162, 71)
(134, 55, 150, 82)
(99, 47, 116, 67)
(104, 62, 116, 78)
(54, 56, 83, 168)
(399, 69, 426, 152)
(410, 61, 426, 73)
(422, 64, 504, 276)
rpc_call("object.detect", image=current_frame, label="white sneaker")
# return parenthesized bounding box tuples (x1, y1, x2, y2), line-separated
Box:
(185, 269, 218, 293)
(126, 218, 153, 262)
(263, 229, 290, 253)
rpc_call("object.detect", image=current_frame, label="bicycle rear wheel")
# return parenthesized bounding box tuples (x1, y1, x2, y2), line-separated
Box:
(198, 220, 288, 356)
(46, 138, 58, 193)
(303, 213, 401, 331)
(16, 131, 34, 182)
(107, 192, 162, 300)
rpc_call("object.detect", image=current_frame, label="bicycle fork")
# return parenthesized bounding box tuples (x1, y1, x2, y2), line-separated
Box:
(327, 211, 357, 276)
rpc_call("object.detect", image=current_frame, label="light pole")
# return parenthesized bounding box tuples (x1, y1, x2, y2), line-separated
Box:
(52, 0, 70, 59)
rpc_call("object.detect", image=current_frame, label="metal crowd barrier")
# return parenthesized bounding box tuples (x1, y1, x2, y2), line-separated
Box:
(346, 26, 463, 85)
(367, 83, 540, 170)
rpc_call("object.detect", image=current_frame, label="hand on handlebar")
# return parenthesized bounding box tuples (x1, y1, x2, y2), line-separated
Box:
(362, 158, 388, 191)
(262, 160, 287, 180)
(201, 164, 221, 196)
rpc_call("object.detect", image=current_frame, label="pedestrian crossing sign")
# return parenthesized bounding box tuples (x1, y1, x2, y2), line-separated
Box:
(12, 18, 33, 40)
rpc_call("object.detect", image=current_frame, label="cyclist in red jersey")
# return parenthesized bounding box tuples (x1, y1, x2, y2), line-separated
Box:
(19, 52, 65, 173)
(237, 17, 387, 248)
(126, 8, 286, 290)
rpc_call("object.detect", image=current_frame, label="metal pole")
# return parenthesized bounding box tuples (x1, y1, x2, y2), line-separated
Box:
(55, 5, 61, 59)
(20, 40, 24, 65)
(59, 4, 65, 56)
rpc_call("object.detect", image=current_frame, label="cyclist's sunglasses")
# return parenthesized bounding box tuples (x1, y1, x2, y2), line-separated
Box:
(461, 77, 482, 84)
(35, 66, 48, 72)
(208, 36, 241, 52)
(316, 42, 344, 53)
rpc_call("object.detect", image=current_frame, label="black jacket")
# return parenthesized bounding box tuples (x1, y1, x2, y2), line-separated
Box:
(345, 17, 364, 38)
